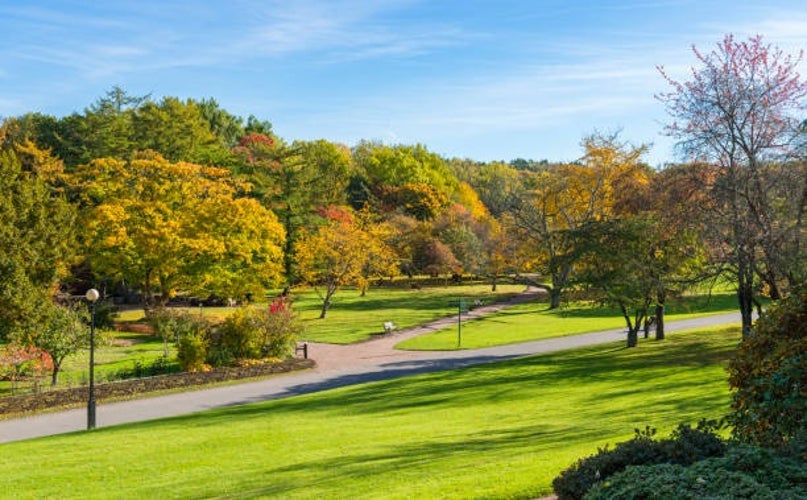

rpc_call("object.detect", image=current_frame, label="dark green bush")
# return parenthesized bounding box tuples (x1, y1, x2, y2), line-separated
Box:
(586, 444, 807, 499)
(552, 422, 726, 500)
(91, 299, 118, 330)
(659, 420, 726, 465)
(728, 290, 806, 447)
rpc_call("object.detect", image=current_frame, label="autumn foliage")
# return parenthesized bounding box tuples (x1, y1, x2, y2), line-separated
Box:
(728, 291, 807, 447)
(0, 344, 52, 393)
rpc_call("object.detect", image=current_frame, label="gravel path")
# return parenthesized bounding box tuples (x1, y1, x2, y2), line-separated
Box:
(0, 289, 740, 444)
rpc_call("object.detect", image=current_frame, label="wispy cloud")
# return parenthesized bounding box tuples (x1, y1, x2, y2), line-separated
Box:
(220, 0, 468, 64)
(2, 0, 468, 80)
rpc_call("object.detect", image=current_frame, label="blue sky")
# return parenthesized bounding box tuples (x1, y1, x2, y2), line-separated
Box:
(1, 1, 805, 167)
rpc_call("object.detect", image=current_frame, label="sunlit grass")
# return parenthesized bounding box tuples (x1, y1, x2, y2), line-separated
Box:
(0, 326, 739, 498)
(397, 292, 740, 350)
(115, 283, 525, 344)
(292, 283, 523, 343)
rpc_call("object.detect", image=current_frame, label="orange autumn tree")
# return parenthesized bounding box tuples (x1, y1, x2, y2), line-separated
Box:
(295, 206, 397, 319)
(71, 152, 285, 308)
(513, 133, 650, 308)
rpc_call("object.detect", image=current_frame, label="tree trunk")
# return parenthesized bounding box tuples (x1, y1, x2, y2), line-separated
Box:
(737, 247, 755, 338)
(633, 308, 646, 346)
(619, 303, 639, 348)
(50, 363, 61, 386)
(548, 287, 562, 309)
(627, 327, 639, 348)
(762, 266, 782, 300)
(654, 303, 665, 340)
(318, 299, 330, 319)
(319, 283, 337, 319)
(491, 275, 498, 292)
(547, 265, 570, 310)
(738, 282, 754, 338)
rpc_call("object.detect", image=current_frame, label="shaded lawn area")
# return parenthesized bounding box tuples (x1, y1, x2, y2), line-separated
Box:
(397, 291, 740, 350)
(0, 326, 740, 499)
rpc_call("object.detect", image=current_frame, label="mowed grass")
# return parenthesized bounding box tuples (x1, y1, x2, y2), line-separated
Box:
(293, 283, 523, 343)
(398, 292, 739, 350)
(0, 326, 740, 499)
(0, 331, 174, 396)
(117, 283, 525, 344)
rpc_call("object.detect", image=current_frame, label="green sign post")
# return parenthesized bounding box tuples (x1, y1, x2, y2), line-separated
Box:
(450, 298, 469, 348)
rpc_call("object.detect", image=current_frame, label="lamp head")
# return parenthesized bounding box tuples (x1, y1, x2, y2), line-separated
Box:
(85, 288, 100, 303)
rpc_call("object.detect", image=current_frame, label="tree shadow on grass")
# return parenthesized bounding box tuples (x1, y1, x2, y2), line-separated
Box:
(234, 422, 602, 498)
(152, 331, 737, 434)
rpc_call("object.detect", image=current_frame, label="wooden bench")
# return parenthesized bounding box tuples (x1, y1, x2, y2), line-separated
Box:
(383, 321, 397, 333)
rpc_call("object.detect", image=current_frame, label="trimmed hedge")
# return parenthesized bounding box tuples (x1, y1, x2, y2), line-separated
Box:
(0, 357, 315, 416)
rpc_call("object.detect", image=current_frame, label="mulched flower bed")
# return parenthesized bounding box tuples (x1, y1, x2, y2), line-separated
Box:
(0, 357, 315, 416)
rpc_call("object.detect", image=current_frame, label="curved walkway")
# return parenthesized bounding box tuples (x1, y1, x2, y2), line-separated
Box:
(0, 290, 741, 444)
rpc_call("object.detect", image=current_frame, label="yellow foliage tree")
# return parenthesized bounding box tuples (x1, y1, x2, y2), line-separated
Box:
(72, 152, 284, 307)
(295, 206, 397, 318)
(514, 133, 649, 308)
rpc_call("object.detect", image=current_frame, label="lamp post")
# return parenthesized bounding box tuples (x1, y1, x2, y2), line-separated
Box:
(85, 288, 100, 430)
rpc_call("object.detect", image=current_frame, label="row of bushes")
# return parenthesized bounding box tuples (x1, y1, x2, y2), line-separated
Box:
(149, 296, 304, 372)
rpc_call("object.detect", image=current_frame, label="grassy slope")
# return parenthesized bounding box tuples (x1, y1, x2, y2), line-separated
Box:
(0, 326, 740, 499)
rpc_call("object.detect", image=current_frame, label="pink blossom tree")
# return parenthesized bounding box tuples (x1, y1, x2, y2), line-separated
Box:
(657, 34, 807, 337)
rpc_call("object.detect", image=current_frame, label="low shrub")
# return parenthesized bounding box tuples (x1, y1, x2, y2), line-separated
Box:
(586, 444, 807, 499)
(206, 297, 302, 367)
(148, 309, 211, 372)
(102, 356, 180, 382)
(552, 421, 726, 500)
(147, 300, 302, 371)
(659, 420, 726, 465)
(177, 328, 209, 372)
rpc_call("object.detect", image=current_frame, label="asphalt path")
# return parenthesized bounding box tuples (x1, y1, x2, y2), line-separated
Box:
(0, 304, 741, 444)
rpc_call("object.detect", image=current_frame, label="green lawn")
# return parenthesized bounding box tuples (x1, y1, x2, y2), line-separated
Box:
(293, 283, 524, 343)
(59, 331, 179, 386)
(0, 330, 175, 397)
(0, 326, 740, 499)
(118, 283, 526, 344)
(397, 292, 740, 350)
